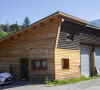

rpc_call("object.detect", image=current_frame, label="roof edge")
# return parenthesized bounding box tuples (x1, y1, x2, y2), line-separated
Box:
(0, 11, 99, 42)
(0, 11, 59, 41)
(58, 11, 88, 24)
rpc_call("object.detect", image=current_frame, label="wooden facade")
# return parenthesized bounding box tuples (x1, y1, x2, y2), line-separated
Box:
(0, 15, 61, 81)
(55, 19, 100, 79)
(0, 11, 100, 81)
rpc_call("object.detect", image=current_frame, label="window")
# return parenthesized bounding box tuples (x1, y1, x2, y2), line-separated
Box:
(35, 61, 40, 69)
(66, 33, 74, 41)
(31, 60, 47, 70)
(62, 59, 69, 69)
(42, 61, 47, 69)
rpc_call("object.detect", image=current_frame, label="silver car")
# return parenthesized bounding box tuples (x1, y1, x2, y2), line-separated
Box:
(0, 71, 13, 85)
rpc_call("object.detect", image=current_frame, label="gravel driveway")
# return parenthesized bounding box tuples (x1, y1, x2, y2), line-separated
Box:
(1, 78, 100, 90)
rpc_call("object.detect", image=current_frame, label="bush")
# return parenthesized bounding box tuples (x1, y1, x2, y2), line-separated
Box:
(45, 77, 51, 84)
(0, 30, 7, 39)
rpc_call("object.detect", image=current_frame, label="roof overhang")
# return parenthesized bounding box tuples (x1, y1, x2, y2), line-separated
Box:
(0, 11, 99, 42)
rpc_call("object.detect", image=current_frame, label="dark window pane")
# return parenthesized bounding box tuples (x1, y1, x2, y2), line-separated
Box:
(35, 61, 40, 69)
(62, 59, 69, 69)
(42, 61, 47, 69)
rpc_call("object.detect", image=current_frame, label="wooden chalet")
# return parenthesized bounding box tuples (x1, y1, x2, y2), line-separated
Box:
(0, 11, 100, 82)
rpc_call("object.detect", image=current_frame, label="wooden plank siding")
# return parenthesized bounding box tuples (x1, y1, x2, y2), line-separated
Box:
(0, 13, 100, 82)
(55, 20, 100, 80)
(0, 16, 62, 81)
(57, 20, 100, 50)
(0, 65, 10, 73)
(55, 49, 81, 80)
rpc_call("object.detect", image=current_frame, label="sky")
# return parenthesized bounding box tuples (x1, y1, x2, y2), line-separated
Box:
(0, 0, 100, 25)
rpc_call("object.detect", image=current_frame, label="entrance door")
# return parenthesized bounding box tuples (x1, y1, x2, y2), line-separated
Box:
(95, 47, 100, 75)
(80, 45, 90, 77)
(20, 59, 29, 81)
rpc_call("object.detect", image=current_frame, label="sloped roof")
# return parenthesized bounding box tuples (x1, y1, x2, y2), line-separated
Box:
(0, 11, 99, 42)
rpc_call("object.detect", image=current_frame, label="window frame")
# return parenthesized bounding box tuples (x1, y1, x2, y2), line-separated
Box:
(31, 59, 47, 70)
(62, 59, 69, 69)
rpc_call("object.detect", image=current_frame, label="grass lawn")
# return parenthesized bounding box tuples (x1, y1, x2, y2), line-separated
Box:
(45, 76, 99, 86)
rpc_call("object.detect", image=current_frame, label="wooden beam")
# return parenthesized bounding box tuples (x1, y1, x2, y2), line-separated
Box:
(54, 18, 64, 49)
(10, 37, 13, 40)
(17, 33, 20, 37)
(58, 15, 61, 19)
(49, 19, 53, 23)
(32, 27, 36, 30)
(24, 30, 28, 34)
(40, 23, 44, 27)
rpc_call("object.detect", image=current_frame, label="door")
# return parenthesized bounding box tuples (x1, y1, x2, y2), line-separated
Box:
(20, 59, 29, 81)
(80, 45, 90, 77)
(95, 47, 100, 75)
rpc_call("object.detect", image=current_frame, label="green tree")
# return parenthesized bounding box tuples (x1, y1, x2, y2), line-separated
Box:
(0, 28, 7, 39)
(4, 22, 9, 33)
(0, 24, 5, 30)
(9, 24, 19, 32)
(23, 17, 30, 28)
(18, 25, 23, 30)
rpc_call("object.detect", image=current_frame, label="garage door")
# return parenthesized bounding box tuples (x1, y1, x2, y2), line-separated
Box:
(95, 47, 100, 75)
(80, 45, 90, 77)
